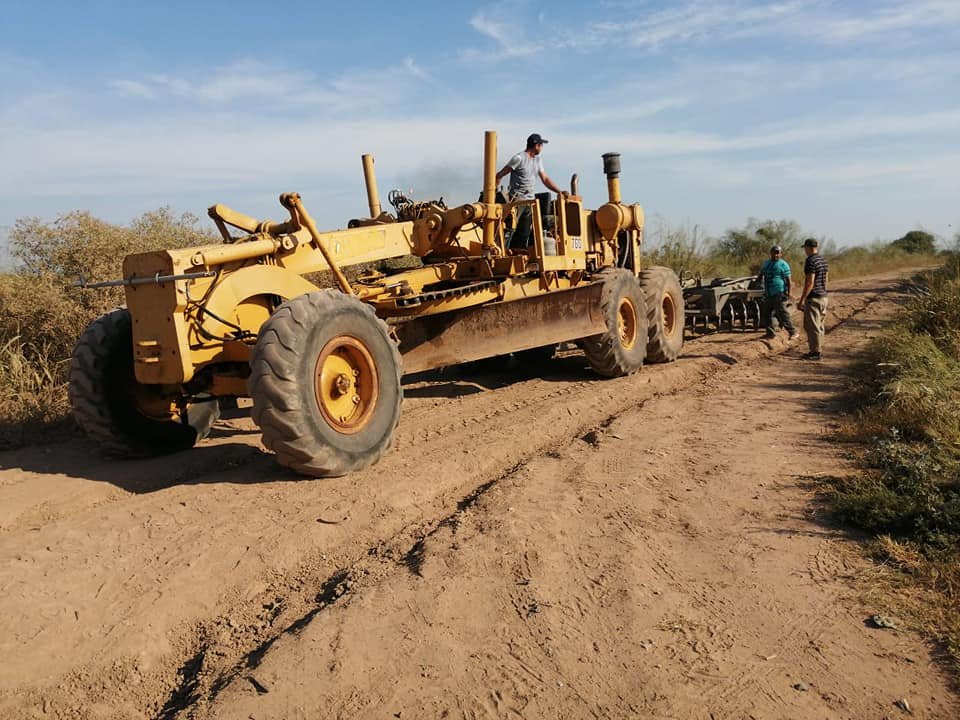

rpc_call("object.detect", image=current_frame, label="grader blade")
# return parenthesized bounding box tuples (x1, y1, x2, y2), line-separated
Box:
(396, 281, 606, 374)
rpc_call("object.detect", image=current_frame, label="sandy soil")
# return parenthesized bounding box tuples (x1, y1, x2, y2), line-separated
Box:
(0, 269, 956, 720)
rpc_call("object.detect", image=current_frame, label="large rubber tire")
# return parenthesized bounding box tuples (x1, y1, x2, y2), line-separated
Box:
(581, 269, 649, 378)
(639, 266, 685, 363)
(248, 291, 402, 477)
(69, 308, 219, 457)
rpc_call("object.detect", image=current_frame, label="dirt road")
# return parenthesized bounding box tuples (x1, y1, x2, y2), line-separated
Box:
(0, 270, 955, 719)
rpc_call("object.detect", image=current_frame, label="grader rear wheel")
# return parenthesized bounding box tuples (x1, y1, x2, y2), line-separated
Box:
(639, 266, 685, 363)
(248, 290, 402, 477)
(580, 269, 649, 377)
(69, 308, 219, 456)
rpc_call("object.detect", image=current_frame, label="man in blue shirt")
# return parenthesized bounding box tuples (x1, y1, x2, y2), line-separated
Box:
(758, 245, 798, 340)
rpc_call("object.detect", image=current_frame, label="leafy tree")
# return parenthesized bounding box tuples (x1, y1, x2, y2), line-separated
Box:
(711, 219, 808, 273)
(891, 229, 936, 255)
(11, 207, 214, 283)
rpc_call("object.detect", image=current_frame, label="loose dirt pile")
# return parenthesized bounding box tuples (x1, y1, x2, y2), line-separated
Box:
(0, 270, 955, 719)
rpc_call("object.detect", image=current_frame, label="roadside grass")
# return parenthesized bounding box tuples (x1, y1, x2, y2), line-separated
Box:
(830, 258, 960, 677)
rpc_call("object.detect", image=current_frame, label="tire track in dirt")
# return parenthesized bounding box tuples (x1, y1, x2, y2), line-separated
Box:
(165, 274, 916, 716)
(191, 272, 955, 720)
(0, 270, 935, 719)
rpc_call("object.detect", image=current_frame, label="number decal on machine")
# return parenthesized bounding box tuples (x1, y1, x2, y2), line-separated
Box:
(571, 237, 583, 250)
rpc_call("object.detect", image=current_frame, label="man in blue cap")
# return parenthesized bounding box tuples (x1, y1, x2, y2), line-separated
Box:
(495, 133, 564, 249)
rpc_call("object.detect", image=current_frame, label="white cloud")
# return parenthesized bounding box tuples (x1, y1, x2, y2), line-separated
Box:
(553, 97, 690, 128)
(783, 153, 960, 183)
(107, 56, 430, 111)
(110, 79, 156, 99)
(821, 0, 960, 42)
(557, 1, 960, 52)
(468, 7, 542, 58)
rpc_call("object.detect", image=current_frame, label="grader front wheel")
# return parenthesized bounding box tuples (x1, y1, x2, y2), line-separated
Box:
(248, 291, 402, 477)
(581, 269, 649, 377)
(69, 308, 220, 456)
(639, 266, 685, 363)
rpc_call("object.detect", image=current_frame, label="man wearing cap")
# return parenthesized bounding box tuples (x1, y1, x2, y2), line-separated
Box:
(758, 245, 797, 340)
(798, 238, 829, 360)
(495, 133, 564, 249)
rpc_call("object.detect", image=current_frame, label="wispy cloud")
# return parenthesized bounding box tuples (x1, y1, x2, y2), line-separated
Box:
(783, 153, 960, 183)
(468, 6, 542, 58)
(822, 0, 960, 42)
(109, 79, 155, 99)
(558, 0, 816, 51)
(109, 56, 431, 110)
(557, 1, 960, 52)
(554, 97, 690, 129)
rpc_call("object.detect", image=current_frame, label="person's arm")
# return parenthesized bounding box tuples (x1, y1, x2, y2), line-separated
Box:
(783, 263, 792, 297)
(495, 165, 512, 183)
(538, 169, 563, 195)
(798, 273, 814, 309)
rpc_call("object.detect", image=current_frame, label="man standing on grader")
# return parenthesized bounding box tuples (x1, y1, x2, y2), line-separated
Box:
(496, 132, 565, 249)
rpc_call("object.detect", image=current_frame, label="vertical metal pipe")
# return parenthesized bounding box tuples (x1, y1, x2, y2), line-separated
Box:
(606, 177, 622, 204)
(482, 130, 497, 250)
(361, 154, 382, 219)
(602, 152, 622, 203)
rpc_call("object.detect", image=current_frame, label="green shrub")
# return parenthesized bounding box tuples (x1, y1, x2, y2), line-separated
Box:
(834, 255, 960, 663)
(891, 230, 937, 255)
(850, 329, 960, 444)
(644, 220, 719, 278)
(0, 208, 216, 448)
(901, 273, 960, 359)
(831, 437, 960, 549)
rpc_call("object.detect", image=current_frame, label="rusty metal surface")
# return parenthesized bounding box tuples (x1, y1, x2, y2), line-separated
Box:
(395, 282, 605, 374)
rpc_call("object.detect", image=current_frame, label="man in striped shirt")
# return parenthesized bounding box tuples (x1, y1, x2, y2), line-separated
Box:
(798, 238, 829, 360)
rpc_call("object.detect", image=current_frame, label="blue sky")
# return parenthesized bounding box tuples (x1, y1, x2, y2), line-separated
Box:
(1, 0, 958, 256)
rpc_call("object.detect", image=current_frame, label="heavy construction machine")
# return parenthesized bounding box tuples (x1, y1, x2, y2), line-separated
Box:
(69, 131, 685, 476)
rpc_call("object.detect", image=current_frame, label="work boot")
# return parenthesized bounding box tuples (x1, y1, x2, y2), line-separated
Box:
(764, 330, 776, 339)
(788, 330, 799, 340)
(801, 351, 822, 360)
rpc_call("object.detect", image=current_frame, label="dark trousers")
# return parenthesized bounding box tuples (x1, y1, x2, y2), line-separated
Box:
(509, 205, 533, 249)
(761, 293, 795, 334)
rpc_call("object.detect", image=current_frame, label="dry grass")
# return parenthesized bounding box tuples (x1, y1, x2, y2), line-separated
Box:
(831, 258, 960, 678)
(0, 208, 215, 449)
(859, 537, 960, 682)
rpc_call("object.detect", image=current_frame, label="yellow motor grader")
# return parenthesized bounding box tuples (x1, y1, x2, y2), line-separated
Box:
(69, 131, 684, 476)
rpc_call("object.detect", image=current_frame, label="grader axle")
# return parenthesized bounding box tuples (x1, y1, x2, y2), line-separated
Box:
(69, 131, 686, 476)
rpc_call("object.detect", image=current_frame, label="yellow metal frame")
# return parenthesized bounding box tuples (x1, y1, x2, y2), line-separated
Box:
(121, 130, 647, 391)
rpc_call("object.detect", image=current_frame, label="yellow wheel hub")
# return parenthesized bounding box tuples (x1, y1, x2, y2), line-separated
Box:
(617, 297, 638, 349)
(315, 336, 379, 434)
(662, 294, 677, 335)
